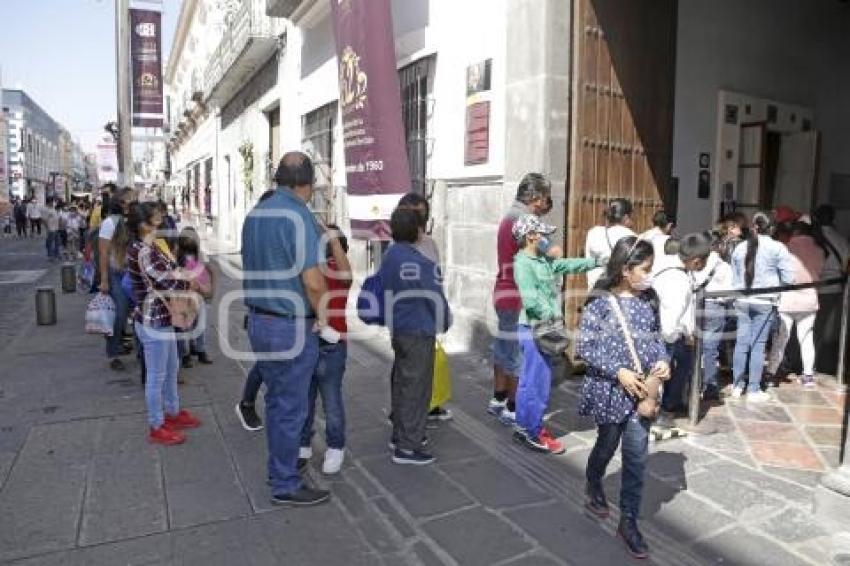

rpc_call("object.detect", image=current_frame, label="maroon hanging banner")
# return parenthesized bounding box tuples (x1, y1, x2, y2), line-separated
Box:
(130, 8, 164, 128)
(330, 0, 411, 240)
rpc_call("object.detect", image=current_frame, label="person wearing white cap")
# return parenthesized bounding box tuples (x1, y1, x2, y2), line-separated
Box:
(512, 214, 598, 454)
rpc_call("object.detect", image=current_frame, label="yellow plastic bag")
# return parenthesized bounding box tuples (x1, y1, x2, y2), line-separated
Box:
(430, 341, 452, 410)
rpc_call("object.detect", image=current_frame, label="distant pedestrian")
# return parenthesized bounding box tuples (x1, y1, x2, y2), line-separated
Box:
(584, 198, 636, 290)
(126, 201, 202, 446)
(241, 151, 331, 506)
(382, 207, 452, 465)
(578, 236, 670, 560)
(27, 199, 42, 236)
(14, 199, 28, 238)
(42, 200, 60, 260)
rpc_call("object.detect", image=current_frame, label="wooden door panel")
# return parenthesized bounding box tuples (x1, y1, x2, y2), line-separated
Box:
(566, 0, 677, 319)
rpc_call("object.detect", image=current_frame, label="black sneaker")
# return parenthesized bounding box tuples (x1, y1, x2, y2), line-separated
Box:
(702, 384, 720, 402)
(427, 406, 453, 421)
(513, 430, 548, 453)
(109, 358, 126, 371)
(391, 448, 435, 465)
(235, 402, 263, 431)
(271, 486, 331, 507)
(585, 483, 609, 519)
(617, 517, 649, 559)
(388, 437, 428, 451)
(181, 355, 194, 369)
(196, 352, 213, 365)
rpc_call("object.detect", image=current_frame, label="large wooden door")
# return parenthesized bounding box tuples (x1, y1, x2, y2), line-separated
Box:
(566, 0, 678, 308)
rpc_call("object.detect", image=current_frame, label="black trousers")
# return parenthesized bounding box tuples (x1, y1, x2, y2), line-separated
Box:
(390, 334, 435, 452)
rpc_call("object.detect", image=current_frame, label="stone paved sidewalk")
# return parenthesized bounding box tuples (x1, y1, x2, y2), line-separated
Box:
(0, 236, 844, 565)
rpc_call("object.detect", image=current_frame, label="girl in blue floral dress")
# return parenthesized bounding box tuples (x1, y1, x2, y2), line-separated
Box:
(577, 236, 671, 560)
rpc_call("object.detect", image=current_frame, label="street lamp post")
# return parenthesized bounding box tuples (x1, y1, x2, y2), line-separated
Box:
(115, 0, 133, 187)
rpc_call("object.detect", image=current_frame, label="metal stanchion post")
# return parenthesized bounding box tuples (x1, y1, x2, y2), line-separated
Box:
(836, 276, 849, 387)
(688, 289, 706, 427)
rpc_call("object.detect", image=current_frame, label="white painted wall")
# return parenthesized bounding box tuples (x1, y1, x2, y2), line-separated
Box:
(672, 0, 850, 233)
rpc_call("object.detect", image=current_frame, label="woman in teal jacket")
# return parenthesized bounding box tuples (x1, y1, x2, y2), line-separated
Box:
(512, 214, 598, 454)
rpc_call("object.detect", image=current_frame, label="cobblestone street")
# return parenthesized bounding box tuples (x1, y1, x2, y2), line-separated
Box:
(0, 236, 845, 565)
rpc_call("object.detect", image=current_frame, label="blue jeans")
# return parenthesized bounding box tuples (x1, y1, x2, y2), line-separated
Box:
(247, 313, 319, 496)
(106, 269, 129, 358)
(516, 325, 552, 438)
(301, 341, 347, 450)
(701, 301, 727, 390)
(178, 302, 208, 356)
(662, 338, 693, 413)
(586, 413, 650, 520)
(242, 364, 263, 404)
(138, 324, 180, 428)
(46, 231, 59, 259)
(732, 303, 777, 393)
(493, 309, 521, 377)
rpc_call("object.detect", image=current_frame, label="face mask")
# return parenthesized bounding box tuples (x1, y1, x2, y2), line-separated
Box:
(632, 274, 653, 291)
(537, 237, 552, 254)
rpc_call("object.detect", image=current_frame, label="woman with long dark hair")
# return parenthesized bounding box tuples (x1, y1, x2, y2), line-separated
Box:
(126, 202, 202, 445)
(729, 212, 795, 402)
(577, 237, 670, 559)
(584, 198, 636, 290)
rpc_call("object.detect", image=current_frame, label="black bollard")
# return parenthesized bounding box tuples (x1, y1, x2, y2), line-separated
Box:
(35, 287, 57, 325)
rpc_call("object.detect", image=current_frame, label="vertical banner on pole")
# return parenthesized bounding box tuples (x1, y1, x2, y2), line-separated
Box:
(330, 0, 411, 240)
(130, 7, 164, 128)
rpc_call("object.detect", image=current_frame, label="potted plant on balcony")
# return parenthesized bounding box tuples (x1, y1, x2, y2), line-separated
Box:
(238, 140, 254, 197)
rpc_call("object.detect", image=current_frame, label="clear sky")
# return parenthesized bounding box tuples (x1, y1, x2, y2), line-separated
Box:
(0, 0, 181, 153)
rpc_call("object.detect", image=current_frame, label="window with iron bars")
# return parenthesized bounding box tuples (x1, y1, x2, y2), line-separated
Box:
(399, 56, 434, 196)
(301, 101, 337, 224)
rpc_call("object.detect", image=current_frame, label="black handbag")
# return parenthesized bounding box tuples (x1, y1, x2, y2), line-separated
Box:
(532, 318, 570, 357)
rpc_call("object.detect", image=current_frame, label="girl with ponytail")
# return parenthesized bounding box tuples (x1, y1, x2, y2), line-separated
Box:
(729, 211, 795, 402)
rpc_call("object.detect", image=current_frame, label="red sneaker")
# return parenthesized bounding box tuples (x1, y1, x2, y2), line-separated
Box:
(149, 425, 186, 446)
(539, 429, 565, 455)
(165, 409, 202, 430)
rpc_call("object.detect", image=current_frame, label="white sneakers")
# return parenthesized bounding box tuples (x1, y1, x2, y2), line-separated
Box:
(298, 446, 345, 474)
(730, 386, 744, 399)
(322, 448, 344, 475)
(746, 391, 772, 404)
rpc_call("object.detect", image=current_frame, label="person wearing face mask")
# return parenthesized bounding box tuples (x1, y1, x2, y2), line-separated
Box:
(490, 173, 554, 427)
(585, 198, 636, 290)
(650, 233, 713, 427)
(511, 214, 597, 454)
(578, 236, 670, 559)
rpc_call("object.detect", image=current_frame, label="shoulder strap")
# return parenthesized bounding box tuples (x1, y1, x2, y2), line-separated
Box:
(694, 264, 719, 292)
(607, 294, 643, 374)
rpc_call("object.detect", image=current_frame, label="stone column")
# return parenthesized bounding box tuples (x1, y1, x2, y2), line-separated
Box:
(504, 0, 571, 231)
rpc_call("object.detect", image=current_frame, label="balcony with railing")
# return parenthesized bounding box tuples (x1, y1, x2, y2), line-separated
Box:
(204, 0, 278, 106)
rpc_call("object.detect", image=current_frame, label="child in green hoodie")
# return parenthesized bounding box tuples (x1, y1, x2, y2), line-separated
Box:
(512, 214, 598, 454)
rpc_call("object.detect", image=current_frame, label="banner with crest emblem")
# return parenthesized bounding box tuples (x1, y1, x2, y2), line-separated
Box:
(330, 0, 411, 240)
(130, 7, 164, 128)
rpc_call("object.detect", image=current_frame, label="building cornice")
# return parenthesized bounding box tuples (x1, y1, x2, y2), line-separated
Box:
(165, 0, 199, 83)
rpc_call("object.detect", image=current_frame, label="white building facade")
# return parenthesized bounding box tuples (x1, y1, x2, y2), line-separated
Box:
(167, 0, 850, 349)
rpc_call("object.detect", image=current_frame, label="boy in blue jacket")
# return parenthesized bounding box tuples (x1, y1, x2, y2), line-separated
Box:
(381, 207, 452, 465)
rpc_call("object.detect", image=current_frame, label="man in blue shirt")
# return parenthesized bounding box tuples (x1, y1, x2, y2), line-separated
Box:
(241, 151, 330, 506)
